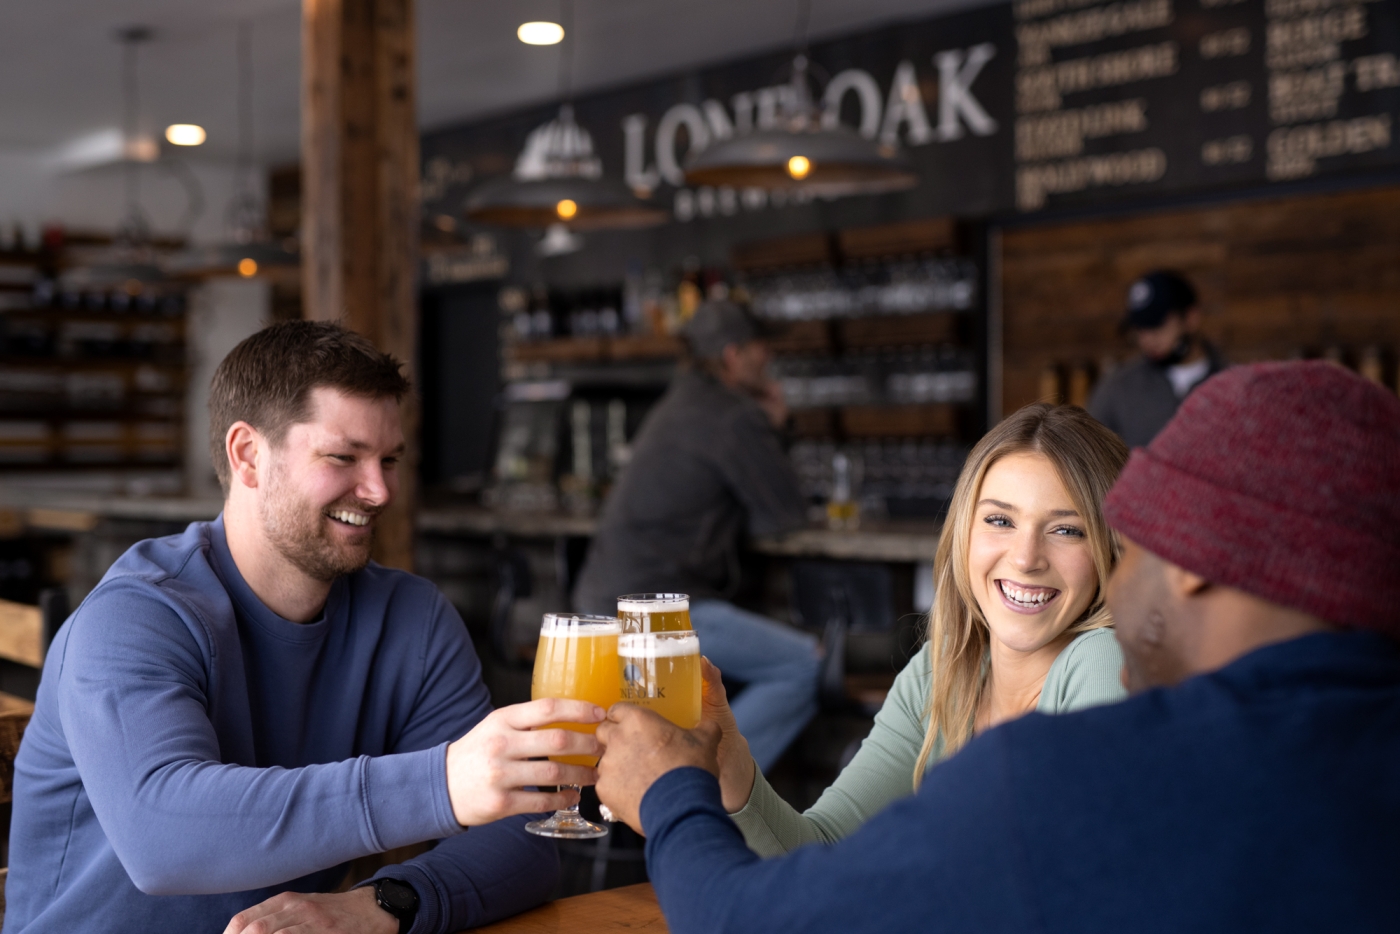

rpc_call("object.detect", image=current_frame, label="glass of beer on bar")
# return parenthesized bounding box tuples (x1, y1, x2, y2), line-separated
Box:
(616, 593, 691, 633)
(526, 613, 621, 839)
(619, 630, 702, 729)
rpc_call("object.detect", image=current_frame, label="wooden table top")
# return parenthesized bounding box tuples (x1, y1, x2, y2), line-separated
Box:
(458, 883, 666, 934)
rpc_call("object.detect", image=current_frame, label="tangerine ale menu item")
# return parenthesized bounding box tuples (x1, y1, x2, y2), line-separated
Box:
(531, 614, 622, 767)
(616, 593, 691, 633)
(619, 630, 702, 729)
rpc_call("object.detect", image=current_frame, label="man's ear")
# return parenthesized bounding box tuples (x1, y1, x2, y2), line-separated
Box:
(1183, 306, 1203, 332)
(226, 421, 263, 491)
(1163, 560, 1210, 599)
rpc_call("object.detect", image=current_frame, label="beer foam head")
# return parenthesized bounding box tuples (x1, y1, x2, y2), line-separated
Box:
(619, 632, 700, 657)
(541, 614, 622, 636)
(617, 593, 689, 614)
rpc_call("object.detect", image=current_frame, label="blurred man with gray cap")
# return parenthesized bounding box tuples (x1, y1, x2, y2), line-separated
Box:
(574, 300, 820, 772)
(1089, 270, 1227, 448)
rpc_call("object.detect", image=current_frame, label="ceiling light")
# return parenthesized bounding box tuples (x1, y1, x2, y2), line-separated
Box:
(517, 21, 564, 45)
(684, 55, 917, 196)
(165, 124, 206, 146)
(465, 106, 666, 230)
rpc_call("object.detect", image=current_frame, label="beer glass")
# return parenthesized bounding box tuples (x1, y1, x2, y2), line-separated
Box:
(619, 630, 702, 729)
(616, 593, 691, 633)
(526, 613, 621, 839)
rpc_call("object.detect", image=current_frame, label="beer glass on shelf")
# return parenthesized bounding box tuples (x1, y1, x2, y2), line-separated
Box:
(526, 613, 621, 839)
(616, 593, 691, 633)
(619, 630, 702, 729)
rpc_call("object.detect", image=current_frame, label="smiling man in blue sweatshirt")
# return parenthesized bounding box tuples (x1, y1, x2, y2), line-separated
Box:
(6, 322, 605, 934)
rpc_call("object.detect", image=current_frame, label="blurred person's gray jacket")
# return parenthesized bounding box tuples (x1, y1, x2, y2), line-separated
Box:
(574, 369, 806, 612)
(1088, 343, 1227, 449)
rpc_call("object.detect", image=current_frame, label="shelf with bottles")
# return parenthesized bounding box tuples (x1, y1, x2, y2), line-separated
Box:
(772, 345, 977, 410)
(792, 437, 970, 522)
(1037, 342, 1400, 411)
(746, 257, 979, 322)
(0, 417, 181, 468)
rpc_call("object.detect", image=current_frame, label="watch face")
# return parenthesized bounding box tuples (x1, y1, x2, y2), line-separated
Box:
(377, 878, 418, 915)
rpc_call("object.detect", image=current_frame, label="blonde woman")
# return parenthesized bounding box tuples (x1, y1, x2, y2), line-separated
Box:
(704, 403, 1130, 856)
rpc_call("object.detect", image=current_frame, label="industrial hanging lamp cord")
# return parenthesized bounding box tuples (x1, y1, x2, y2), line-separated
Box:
(682, 0, 917, 195)
(462, 0, 665, 231)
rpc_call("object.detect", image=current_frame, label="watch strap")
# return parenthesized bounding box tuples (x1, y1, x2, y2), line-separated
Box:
(371, 877, 419, 934)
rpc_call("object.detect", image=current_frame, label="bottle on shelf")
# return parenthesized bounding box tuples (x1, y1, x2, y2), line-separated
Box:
(1359, 346, 1384, 385)
(826, 450, 860, 531)
(1038, 364, 1062, 405)
(1066, 363, 1093, 408)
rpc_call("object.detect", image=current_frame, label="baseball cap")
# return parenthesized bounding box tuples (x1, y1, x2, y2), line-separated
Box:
(681, 300, 762, 360)
(1122, 271, 1198, 331)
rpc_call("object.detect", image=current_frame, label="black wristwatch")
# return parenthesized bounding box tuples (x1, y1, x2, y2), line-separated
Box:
(371, 878, 419, 934)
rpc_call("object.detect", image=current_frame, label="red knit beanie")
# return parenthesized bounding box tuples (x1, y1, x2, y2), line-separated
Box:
(1104, 361, 1400, 634)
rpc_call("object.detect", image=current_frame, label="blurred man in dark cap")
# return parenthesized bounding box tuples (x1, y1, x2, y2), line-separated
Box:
(574, 300, 820, 772)
(1089, 270, 1227, 447)
(595, 360, 1400, 934)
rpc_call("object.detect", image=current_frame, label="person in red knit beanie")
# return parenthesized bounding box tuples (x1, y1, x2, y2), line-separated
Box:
(1103, 359, 1400, 688)
(588, 358, 1400, 934)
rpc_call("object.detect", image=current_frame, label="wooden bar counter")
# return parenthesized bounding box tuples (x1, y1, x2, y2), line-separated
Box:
(459, 883, 665, 934)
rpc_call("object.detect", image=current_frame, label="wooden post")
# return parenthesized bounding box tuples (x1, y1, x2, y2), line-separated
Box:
(302, 0, 420, 571)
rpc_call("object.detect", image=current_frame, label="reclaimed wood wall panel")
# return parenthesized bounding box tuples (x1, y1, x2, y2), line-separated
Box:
(999, 185, 1400, 417)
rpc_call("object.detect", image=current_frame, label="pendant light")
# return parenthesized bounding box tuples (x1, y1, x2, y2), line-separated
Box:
(167, 21, 297, 279)
(463, 0, 666, 232)
(683, 1, 917, 196)
(64, 26, 167, 292)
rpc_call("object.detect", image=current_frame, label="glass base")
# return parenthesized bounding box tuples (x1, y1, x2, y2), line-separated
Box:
(526, 810, 610, 840)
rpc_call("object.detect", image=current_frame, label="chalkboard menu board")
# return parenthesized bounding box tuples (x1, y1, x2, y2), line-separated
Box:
(420, 0, 1400, 244)
(1008, 0, 1400, 212)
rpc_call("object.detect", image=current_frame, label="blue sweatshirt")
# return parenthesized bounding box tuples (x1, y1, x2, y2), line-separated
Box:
(641, 631, 1400, 934)
(5, 518, 556, 934)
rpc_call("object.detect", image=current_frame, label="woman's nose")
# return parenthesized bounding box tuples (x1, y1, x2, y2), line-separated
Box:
(1008, 528, 1048, 573)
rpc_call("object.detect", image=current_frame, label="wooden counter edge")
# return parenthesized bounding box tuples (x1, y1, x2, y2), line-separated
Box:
(456, 883, 666, 934)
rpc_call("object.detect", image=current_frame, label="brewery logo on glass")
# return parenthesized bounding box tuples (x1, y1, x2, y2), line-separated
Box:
(617, 631, 702, 728)
(621, 662, 660, 699)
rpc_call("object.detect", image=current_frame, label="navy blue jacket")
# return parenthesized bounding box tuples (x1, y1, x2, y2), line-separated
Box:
(642, 631, 1400, 933)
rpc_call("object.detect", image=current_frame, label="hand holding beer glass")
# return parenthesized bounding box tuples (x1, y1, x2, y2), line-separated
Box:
(526, 613, 622, 839)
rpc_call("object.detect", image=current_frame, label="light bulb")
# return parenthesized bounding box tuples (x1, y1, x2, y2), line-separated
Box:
(787, 155, 812, 180)
(518, 22, 564, 45)
(237, 258, 258, 278)
(165, 124, 206, 146)
(556, 199, 578, 220)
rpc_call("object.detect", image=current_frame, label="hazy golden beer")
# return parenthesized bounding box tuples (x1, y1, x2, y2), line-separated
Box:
(531, 614, 622, 766)
(617, 593, 692, 633)
(619, 631, 702, 728)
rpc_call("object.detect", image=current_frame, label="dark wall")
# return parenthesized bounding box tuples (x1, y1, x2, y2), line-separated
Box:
(419, 283, 501, 488)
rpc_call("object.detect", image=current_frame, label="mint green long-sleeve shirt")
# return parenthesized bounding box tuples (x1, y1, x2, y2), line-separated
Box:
(730, 627, 1126, 856)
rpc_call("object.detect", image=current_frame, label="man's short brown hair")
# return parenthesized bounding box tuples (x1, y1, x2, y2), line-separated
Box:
(208, 321, 411, 492)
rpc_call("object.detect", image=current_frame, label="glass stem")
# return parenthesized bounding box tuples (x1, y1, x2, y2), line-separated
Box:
(562, 784, 582, 817)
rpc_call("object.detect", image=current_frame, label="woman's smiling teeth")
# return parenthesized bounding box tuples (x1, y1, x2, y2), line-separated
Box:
(997, 580, 1058, 608)
(328, 509, 370, 527)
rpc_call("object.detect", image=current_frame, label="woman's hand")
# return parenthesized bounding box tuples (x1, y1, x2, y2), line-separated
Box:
(701, 656, 758, 813)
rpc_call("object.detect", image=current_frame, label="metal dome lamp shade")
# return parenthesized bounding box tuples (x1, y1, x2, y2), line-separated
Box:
(683, 3, 917, 196)
(463, 105, 666, 230)
(464, 0, 666, 232)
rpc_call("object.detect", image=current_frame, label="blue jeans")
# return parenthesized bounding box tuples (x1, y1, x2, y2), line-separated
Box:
(690, 599, 821, 773)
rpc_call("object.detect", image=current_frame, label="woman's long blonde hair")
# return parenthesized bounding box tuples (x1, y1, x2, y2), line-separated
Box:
(912, 404, 1128, 786)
